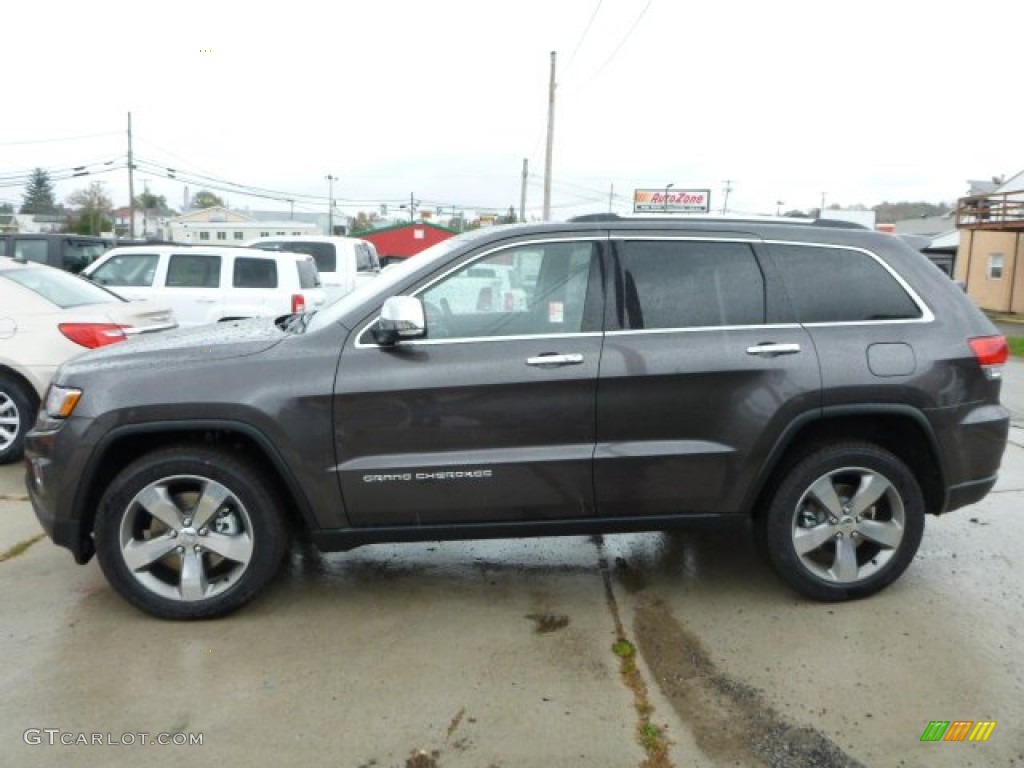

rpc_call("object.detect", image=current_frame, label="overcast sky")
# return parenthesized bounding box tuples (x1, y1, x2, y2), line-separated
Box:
(2, 0, 1021, 221)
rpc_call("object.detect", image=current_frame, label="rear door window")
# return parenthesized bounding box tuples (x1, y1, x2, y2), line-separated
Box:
(769, 244, 922, 322)
(618, 240, 765, 329)
(12, 238, 48, 264)
(233, 257, 278, 288)
(166, 254, 221, 288)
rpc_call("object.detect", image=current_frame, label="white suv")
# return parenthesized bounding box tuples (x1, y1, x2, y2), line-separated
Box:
(243, 235, 381, 299)
(83, 245, 326, 327)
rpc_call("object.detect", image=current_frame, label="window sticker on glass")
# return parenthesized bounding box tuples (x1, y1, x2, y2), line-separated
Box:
(549, 301, 564, 324)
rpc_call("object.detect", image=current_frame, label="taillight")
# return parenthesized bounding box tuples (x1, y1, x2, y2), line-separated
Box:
(58, 323, 128, 348)
(291, 294, 306, 314)
(969, 335, 1008, 379)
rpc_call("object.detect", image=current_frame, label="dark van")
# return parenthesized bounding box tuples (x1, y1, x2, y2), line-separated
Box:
(0, 233, 117, 273)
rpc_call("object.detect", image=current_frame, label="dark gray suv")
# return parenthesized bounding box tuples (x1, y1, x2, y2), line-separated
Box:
(25, 217, 1011, 619)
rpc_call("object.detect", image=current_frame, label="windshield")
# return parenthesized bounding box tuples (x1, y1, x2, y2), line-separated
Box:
(1, 265, 126, 308)
(306, 229, 487, 332)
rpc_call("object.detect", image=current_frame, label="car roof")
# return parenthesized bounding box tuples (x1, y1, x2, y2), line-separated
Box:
(245, 235, 371, 244)
(100, 245, 311, 260)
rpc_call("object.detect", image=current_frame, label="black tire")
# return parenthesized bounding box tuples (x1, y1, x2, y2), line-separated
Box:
(94, 445, 289, 619)
(0, 375, 36, 465)
(759, 442, 925, 601)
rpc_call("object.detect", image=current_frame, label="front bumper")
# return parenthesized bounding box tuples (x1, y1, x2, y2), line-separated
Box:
(24, 418, 97, 564)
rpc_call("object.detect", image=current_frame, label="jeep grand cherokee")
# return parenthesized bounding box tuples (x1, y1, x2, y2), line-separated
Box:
(25, 217, 1010, 619)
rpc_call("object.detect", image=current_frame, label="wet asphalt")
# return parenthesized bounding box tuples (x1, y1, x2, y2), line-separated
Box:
(2, 363, 1023, 767)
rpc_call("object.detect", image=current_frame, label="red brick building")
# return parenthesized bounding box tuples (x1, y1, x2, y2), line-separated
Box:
(354, 221, 457, 263)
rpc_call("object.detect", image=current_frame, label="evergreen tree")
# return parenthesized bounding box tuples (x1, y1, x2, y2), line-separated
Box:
(20, 168, 58, 214)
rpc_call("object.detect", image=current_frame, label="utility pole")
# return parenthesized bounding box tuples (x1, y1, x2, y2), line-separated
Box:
(609, 183, 614, 213)
(326, 174, 335, 235)
(542, 51, 557, 221)
(409, 192, 416, 223)
(127, 112, 135, 239)
(519, 158, 528, 222)
(722, 180, 733, 214)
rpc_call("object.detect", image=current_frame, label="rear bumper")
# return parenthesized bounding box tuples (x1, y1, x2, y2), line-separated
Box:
(945, 474, 999, 514)
(935, 402, 1009, 514)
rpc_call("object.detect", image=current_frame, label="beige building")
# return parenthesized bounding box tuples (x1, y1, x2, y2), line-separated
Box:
(954, 172, 1024, 314)
(166, 206, 315, 244)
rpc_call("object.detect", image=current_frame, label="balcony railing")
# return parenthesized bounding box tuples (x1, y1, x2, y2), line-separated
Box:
(956, 190, 1024, 229)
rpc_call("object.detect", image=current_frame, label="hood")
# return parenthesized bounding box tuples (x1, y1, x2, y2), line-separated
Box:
(58, 316, 288, 378)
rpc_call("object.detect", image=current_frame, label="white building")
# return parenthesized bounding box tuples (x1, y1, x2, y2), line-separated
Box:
(166, 206, 316, 244)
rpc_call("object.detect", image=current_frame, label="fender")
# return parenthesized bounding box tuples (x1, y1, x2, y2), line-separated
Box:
(741, 403, 945, 516)
(72, 418, 321, 532)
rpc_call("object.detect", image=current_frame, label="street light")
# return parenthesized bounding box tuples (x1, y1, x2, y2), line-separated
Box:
(326, 174, 336, 235)
(664, 182, 674, 213)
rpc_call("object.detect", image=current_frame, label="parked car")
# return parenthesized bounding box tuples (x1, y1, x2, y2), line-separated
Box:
(243, 235, 381, 299)
(0, 257, 176, 464)
(27, 216, 1009, 619)
(0, 233, 117, 273)
(82, 245, 326, 327)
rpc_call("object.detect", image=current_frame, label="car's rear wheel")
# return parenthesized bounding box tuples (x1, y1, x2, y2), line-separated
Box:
(760, 442, 925, 601)
(94, 446, 288, 619)
(0, 375, 36, 465)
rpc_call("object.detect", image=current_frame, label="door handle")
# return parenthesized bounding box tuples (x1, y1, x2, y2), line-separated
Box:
(746, 343, 801, 357)
(195, 298, 218, 304)
(526, 353, 584, 366)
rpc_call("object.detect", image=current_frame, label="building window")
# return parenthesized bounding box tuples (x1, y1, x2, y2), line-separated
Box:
(275, 231, 285, 235)
(199, 231, 210, 241)
(260, 232, 269, 237)
(988, 254, 1004, 280)
(234, 231, 244, 240)
(216, 231, 227, 241)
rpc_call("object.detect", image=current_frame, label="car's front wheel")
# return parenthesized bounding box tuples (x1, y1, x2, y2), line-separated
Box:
(94, 446, 289, 619)
(760, 442, 925, 601)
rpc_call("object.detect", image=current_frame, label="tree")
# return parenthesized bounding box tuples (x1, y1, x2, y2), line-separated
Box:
(134, 191, 173, 214)
(0, 202, 13, 213)
(350, 210, 380, 233)
(192, 189, 225, 209)
(67, 182, 114, 236)
(20, 168, 58, 214)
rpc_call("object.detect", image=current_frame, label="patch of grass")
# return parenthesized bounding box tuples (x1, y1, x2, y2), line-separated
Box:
(1008, 336, 1024, 358)
(612, 638, 636, 659)
(0, 533, 45, 563)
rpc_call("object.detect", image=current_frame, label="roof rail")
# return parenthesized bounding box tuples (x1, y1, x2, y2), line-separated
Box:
(566, 213, 868, 230)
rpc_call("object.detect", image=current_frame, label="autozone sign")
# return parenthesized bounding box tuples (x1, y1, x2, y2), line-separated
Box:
(633, 188, 711, 213)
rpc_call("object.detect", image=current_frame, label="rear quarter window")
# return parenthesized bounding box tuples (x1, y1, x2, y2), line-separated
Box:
(769, 243, 922, 323)
(233, 257, 278, 288)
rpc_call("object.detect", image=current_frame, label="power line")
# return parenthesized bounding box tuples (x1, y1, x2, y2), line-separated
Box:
(585, 0, 654, 84)
(564, 0, 603, 74)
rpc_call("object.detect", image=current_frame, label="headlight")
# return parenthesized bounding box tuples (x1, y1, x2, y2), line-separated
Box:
(44, 384, 83, 419)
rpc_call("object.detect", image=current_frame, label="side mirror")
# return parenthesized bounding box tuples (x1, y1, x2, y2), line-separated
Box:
(372, 296, 426, 346)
